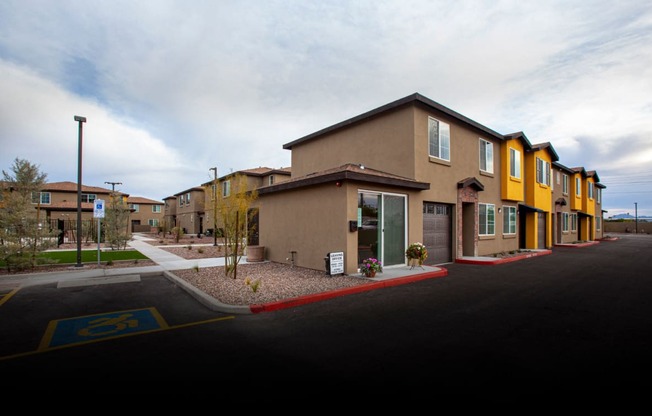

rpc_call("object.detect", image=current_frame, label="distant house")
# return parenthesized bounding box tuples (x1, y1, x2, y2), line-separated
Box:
(127, 196, 164, 232)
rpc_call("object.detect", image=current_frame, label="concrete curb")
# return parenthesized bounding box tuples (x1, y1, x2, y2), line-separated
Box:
(455, 249, 552, 265)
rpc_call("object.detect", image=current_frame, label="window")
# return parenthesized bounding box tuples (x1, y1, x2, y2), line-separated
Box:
(31, 191, 51, 205)
(556, 171, 560, 185)
(211, 184, 217, 200)
(152, 205, 161, 213)
(129, 204, 140, 212)
(588, 182, 594, 199)
(179, 197, 183, 207)
(222, 180, 231, 197)
(503, 206, 516, 234)
(562, 174, 569, 195)
(597, 188, 601, 203)
(575, 177, 581, 196)
(479, 203, 495, 236)
(479, 139, 494, 173)
(269, 175, 275, 185)
(571, 213, 577, 232)
(428, 117, 451, 161)
(509, 148, 521, 179)
(185, 193, 191, 203)
(596, 216, 602, 231)
(562, 212, 569, 232)
(81, 194, 96, 203)
(536, 158, 550, 186)
(148, 219, 159, 226)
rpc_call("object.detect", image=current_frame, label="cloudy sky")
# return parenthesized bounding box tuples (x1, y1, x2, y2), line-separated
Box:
(1, 0, 651, 216)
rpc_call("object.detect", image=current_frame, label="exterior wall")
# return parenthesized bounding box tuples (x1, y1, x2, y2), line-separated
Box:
(551, 166, 575, 244)
(523, 149, 553, 249)
(501, 139, 525, 202)
(570, 172, 582, 211)
(290, 106, 417, 179)
(260, 183, 349, 273)
(174, 189, 205, 235)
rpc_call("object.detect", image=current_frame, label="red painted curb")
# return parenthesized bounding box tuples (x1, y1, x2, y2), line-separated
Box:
(249, 268, 448, 313)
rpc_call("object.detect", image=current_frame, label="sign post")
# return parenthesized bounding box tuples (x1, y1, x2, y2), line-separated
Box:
(93, 200, 105, 265)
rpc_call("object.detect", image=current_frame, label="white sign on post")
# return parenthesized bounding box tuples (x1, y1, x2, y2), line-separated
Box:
(94, 199, 105, 218)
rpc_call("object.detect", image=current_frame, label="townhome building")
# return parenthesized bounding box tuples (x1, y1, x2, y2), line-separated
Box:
(202, 166, 291, 243)
(551, 161, 577, 244)
(255, 93, 605, 275)
(172, 186, 205, 236)
(162, 195, 177, 231)
(30, 181, 129, 243)
(126, 196, 164, 232)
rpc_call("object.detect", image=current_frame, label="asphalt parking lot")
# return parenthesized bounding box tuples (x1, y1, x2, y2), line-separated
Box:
(1, 233, 651, 402)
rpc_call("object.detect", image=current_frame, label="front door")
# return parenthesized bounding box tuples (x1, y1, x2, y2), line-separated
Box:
(357, 191, 406, 268)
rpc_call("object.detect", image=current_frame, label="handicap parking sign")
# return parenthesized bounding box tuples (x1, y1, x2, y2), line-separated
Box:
(94, 199, 105, 218)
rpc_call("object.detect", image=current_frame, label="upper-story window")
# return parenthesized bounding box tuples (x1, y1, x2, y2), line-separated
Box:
(588, 182, 594, 200)
(222, 180, 231, 197)
(31, 191, 51, 205)
(479, 203, 495, 236)
(597, 188, 601, 203)
(562, 174, 569, 195)
(479, 139, 493, 174)
(536, 158, 551, 186)
(81, 193, 96, 203)
(428, 117, 450, 161)
(129, 204, 140, 212)
(269, 175, 275, 185)
(211, 184, 217, 200)
(152, 205, 162, 213)
(179, 197, 183, 207)
(185, 193, 191, 203)
(575, 177, 581, 196)
(509, 148, 521, 179)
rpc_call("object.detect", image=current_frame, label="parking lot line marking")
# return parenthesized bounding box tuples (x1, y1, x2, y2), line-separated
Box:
(0, 287, 19, 307)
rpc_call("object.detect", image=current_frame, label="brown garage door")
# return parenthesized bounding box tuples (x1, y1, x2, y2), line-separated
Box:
(537, 212, 546, 249)
(423, 202, 452, 265)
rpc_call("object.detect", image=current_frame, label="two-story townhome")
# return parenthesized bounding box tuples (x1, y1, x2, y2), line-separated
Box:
(162, 195, 177, 232)
(31, 181, 128, 243)
(257, 93, 535, 274)
(126, 196, 164, 232)
(551, 161, 576, 244)
(593, 176, 606, 240)
(173, 187, 205, 236)
(572, 167, 599, 242)
(202, 166, 291, 243)
(521, 142, 558, 249)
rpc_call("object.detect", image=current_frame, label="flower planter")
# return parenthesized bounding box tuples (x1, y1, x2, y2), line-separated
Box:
(246, 246, 265, 262)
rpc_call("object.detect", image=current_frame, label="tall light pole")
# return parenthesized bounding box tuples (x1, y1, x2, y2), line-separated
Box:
(105, 181, 122, 192)
(74, 115, 87, 268)
(635, 202, 638, 234)
(210, 167, 217, 246)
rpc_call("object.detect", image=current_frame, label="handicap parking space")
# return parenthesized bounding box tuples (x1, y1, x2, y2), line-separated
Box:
(0, 273, 233, 360)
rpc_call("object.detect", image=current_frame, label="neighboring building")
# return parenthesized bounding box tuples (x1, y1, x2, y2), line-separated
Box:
(173, 186, 205, 236)
(127, 196, 164, 232)
(202, 166, 292, 243)
(162, 195, 177, 232)
(256, 93, 606, 274)
(551, 161, 576, 244)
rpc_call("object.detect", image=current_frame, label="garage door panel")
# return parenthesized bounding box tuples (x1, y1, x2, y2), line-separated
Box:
(423, 203, 451, 265)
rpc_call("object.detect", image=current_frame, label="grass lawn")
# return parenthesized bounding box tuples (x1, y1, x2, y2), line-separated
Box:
(1, 249, 149, 267)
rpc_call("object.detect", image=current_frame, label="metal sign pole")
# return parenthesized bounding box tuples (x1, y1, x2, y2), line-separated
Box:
(97, 217, 101, 265)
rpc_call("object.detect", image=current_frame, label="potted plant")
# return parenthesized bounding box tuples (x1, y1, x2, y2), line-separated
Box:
(360, 257, 382, 278)
(405, 242, 428, 268)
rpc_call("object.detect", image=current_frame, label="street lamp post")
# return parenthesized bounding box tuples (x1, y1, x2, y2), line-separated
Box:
(210, 167, 217, 246)
(74, 115, 86, 268)
(105, 181, 122, 192)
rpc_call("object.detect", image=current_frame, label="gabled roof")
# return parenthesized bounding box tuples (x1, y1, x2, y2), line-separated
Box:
(200, 166, 292, 187)
(174, 186, 204, 197)
(457, 177, 484, 191)
(283, 92, 504, 149)
(571, 166, 588, 177)
(503, 131, 533, 151)
(258, 163, 429, 195)
(529, 142, 559, 162)
(586, 170, 601, 183)
(42, 181, 128, 196)
(552, 161, 575, 174)
(127, 196, 163, 204)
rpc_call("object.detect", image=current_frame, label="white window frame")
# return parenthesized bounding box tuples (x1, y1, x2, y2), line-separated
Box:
(575, 177, 581, 197)
(597, 188, 601, 203)
(81, 193, 97, 203)
(509, 148, 521, 179)
(571, 213, 578, 232)
(562, 212, 569, 232)
(479, 203, 495, 236)
(588, 182, 594, 200)
(32, 191, 51, 205)
(562, 174, 569, 195)
(479, 138, 494, 174)
(130, 204, 140, 212)
(222, 180, 231, 197)
(269, 175, 275, 185)
(502, 206, 516, 235)
(152, 205, 162, 213)
(596, 216, 602, 231)
(428, 117, 451, 161)
(148, 219, 159, 226)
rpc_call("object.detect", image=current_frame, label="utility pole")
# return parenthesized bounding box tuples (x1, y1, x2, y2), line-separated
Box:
(635, 202, 638, 234)
(104, 181, 122, 192)
(210, 167, 218, 246)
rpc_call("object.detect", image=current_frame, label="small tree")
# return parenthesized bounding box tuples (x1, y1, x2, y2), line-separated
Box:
(104, 191, 131, 250)
(211, 173, 258, 279)
(0, 158, 58, 272)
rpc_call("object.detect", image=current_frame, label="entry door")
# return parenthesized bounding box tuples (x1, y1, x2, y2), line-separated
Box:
(357, 192, 406, 268)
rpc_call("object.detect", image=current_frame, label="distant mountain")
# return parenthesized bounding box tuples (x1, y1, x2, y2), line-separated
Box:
(609, 213, 652, 219)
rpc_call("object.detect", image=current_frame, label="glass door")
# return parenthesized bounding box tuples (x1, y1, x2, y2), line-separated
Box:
(358, 191, 406, 268)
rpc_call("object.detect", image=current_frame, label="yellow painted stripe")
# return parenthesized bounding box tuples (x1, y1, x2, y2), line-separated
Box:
(0, 287, 20, 307)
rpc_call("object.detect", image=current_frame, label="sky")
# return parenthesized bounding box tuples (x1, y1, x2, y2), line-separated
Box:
(1, 0, 651, 217)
